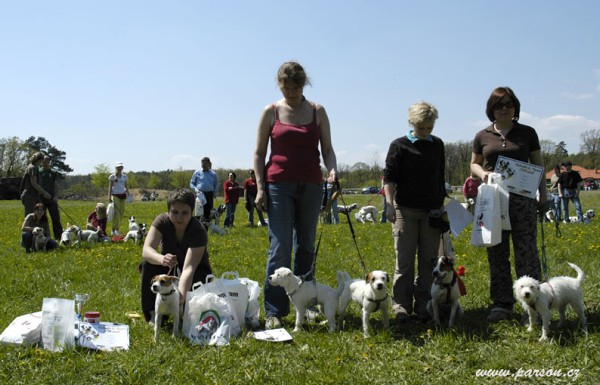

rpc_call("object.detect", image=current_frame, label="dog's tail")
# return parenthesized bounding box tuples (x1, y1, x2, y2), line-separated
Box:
(336, 270, 350, 296)
(567, 262, 585, 285)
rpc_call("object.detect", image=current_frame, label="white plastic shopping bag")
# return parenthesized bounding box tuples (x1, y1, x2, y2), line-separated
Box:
(240, 277, 261, 329)
(41, 298, 75, 352)
(107, 202, 115, 222)
(470, 179, 502, 247)
(182, 279, 241, 346)
(183, 283, 240, 346)
(0, 311, 43, 346)
(218, 272, 250, 328)
(489, 173, 511, 230)
(194, 192, 207, 217)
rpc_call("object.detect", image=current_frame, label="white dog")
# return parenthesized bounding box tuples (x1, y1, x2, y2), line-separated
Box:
(150, 274, 181, 342)
(69, 225, 100, 246)
(568, 209, 595, 224)
(426, 256, 464, 328)
(59, 227, 77, 247)
(207, 222, 227, 236)
(337, 270, 390, 338)
(128, 216, 140, 231)
(355, 205, 379, 224)
(513, 262, 587, 342)
(124, 223, 147, 244)
(32, 227, 48, 251)
(268, 267, 343, 332)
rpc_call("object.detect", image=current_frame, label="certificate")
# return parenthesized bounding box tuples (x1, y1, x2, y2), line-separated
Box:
(494, 156, 544, 199)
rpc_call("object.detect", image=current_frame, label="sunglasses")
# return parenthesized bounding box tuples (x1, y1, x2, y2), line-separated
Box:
(493, 101, 515, 110)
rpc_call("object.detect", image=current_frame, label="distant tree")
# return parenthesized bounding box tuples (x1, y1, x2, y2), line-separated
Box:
(170, 168, 190, 189)
(579, 129, 600, 168)
(148, 173, 161, 190)
(0, 137, 28, 177)
(444, 141, 472, 185)
(539, 139, 561, 169)
(555, 141, 568, 157)
(127, 173, 138, 189)
(24, 136, 73, 176)
(91, 163, 111, 193)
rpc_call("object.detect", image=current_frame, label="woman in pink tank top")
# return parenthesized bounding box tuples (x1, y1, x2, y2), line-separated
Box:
(253, 62, 338, 329)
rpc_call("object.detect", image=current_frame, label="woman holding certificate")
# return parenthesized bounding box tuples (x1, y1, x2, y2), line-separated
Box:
(470, 87, 548, 323)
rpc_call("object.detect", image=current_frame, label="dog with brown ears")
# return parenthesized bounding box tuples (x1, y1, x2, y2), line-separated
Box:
(337, 270, 390, 338)
(150, 274, 181, 342)
(426, 256, 465, 328)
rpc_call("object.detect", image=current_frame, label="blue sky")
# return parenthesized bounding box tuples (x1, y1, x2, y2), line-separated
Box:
(2, 1, 599, 175)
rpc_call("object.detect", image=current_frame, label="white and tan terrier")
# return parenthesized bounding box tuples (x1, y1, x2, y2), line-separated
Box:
(337, 270, 390, 338)
(427, 256, 465, 328)
(150, 274, 181, 342)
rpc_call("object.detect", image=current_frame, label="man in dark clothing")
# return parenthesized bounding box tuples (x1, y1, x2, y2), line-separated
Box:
(557, 161, 583, 222)
(39, 156, 63, 238)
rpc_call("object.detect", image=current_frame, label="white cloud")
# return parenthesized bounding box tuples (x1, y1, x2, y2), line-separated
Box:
(521, 112, 600, 153)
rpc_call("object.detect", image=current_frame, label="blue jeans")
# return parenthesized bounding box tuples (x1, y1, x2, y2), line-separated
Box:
(325, 188, 339, 224)
(224, 203, 237, 227)
(551, 193, 562, 221)
(264, 182, 323, 317)
(246, 197, 267, 226)
(562, 189, 583, 222)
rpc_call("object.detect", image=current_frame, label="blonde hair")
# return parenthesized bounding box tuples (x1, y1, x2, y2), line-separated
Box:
(96, 203, 107, 219)
(408, 101, 438, 127)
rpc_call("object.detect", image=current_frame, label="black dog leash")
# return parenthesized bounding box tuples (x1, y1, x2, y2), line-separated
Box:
(336, 186, 369, 276)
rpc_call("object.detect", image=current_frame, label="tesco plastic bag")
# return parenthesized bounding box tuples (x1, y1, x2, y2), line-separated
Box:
(41, 298, 75, 352)
(183, 288, 239, 346)
(182, 280, 241, 346)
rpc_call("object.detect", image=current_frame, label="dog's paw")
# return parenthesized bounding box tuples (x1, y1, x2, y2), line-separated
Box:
(539, 335, 549, 342)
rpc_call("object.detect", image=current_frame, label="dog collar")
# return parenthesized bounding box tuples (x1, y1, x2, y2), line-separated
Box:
(366, 294, 388, 312)
(160, 289, 177, 300)
(434, 273, 457, 303)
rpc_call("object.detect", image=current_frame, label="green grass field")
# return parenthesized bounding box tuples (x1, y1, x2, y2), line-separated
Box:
(0, 192, 599, 384)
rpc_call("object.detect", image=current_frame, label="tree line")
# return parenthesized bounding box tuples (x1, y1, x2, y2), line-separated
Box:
(2, 130, 599, 199)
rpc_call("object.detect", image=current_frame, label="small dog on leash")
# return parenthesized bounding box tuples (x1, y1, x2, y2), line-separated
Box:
(32, 227, 49, 251)
(337, 270, 390, 338)
(61, 225, 102, 247)
(151, 274, 181, 342)
(426, 256, 465, 328)
(59, 227, 77, 247)
(513, 262, 587, 342)
(338, 203, 358, 214)
(208, 204, 227, 226)
(355, 205, 379, 223)
(268, 267, 343, 332)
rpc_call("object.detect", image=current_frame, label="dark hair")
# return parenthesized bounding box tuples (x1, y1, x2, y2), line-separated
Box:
(229, 172, 236, 179)
(277, 61, 311, 88)
(485, 87, 521, 122)
(167, 189, 195, 211)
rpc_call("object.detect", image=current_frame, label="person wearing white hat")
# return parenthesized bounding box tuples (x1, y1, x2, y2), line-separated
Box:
(108, 161, 129, 235)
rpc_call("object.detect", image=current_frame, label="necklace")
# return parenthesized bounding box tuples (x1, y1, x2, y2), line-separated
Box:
(493, 123, 509, 148)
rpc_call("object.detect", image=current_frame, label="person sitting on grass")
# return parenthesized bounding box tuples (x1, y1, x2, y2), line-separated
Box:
(21, 203, 58, 253)
(87, 202, 110, 242)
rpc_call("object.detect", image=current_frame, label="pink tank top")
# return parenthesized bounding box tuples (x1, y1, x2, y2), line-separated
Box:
(265, 103, 322, 183)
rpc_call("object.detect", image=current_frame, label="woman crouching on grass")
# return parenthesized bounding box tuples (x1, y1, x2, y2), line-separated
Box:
(21, 203, 58, 253)
(140, 188, 213, 323)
